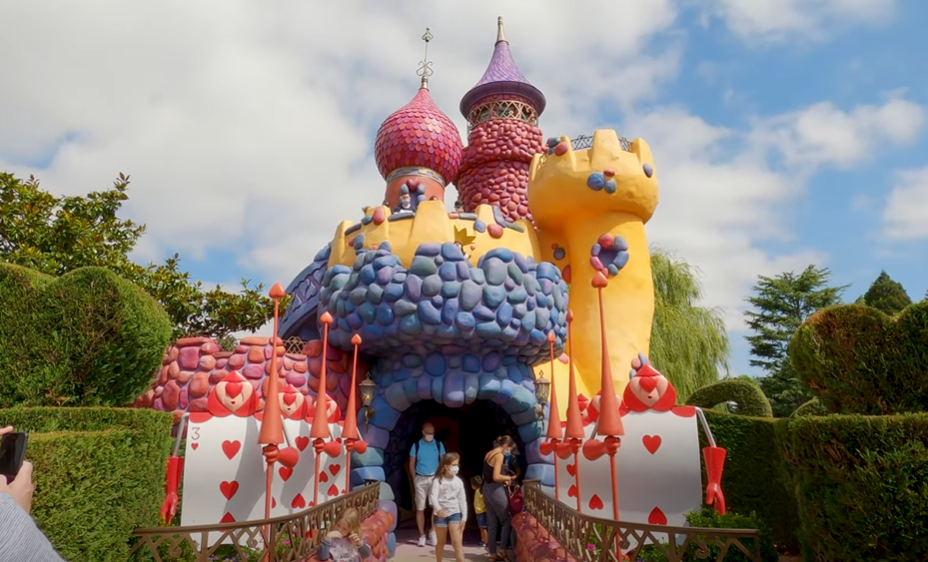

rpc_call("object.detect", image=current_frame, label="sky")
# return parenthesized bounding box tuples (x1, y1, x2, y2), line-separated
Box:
(1, 0, 926, 378)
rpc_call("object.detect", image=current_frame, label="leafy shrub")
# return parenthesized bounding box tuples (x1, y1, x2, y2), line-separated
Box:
(0, 263, 172, 407)
(791, 398, 828, 417)
(0, 407, 173, 561)
(700, 411, 798, 551)
(782, 413, 928, 561)
(687, 379, 773, 417)
(789, 302, 928, 415)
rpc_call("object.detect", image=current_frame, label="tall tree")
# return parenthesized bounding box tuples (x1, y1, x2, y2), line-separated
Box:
(0, 171, 277, 340)
(857, 270, 911, 315)
(649, 248, 730, 401)
(744, 265, 846, 416)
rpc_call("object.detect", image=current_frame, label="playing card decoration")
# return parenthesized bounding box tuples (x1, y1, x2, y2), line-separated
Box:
(207, 371, 259, 417)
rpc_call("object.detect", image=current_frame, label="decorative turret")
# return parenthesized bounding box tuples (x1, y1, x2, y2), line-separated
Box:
(373, 29, 463, 210)
(455, 17, 546, 223)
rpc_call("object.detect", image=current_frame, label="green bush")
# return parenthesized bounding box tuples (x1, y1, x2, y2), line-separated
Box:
(700, 411, 798, 552)
(789, 302, 928, 415)
(0, 407, 173, 562)
(0, 263, 172, 407)
(791, 398, 828, 417)
(687, 380, 773, 417)
(782, 413, 928, 561)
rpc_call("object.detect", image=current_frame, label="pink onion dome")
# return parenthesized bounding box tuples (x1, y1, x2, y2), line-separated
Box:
(374, 87, 464, 186)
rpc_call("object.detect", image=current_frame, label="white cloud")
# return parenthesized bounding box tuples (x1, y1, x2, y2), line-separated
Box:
(882, 167, 928, 240)
(749, 96, 924, 170)
(704, 0, 897, 42)
(0, 0, 917, 341)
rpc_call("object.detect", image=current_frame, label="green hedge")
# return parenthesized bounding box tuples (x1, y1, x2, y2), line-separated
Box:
(782, 413, 928, 561)
(700, 411, 798, 552)
(791, 398, 828, 417)
(0, 263, 172, 408)
(0, 407, 173, 561)
(789, 302, 928, 415)
(687, 380, 773, 417)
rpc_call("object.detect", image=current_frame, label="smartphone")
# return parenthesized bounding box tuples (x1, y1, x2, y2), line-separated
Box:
(0, 432, 28, 481)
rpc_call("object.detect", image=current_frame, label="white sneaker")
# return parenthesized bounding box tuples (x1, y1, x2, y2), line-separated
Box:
(428, 530, 437, 546)
(418, 534, 427, 547)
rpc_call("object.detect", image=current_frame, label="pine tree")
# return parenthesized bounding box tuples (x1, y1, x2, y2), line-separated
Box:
(744, 265, 846, 417)
(859, 271, 911, 315)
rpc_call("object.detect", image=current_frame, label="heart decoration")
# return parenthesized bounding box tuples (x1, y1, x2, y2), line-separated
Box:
(220, 512, 236, 524)
(291, 493, 306, 509)
(565, 463, 577, 477)
(0, 264, 173, 407)
(225, 381, 243, 398)
(222, 440, 241, 460)
(790, 302, 928, 415)
(191, 443, 199, 451)
(567, 485, 578, 498)
(279, 467, 293, 481)
(648, 506, 668, 526)
(319, 472, 329, 483)
(588, 494, 604, 511)
(272, 497, 277, 509)
(329, 463, 341, 476)
(327, 484, 339, 497)
(642, 435, 662, 455)
(295, 436, 310, 452)
(219, 480, 239, 500)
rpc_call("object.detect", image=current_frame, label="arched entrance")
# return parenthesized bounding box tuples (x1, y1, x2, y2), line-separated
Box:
(386, 399, 527, 516)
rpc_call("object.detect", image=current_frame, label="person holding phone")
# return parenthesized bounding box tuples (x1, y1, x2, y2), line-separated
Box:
(317, 507, 371, 562)
(0, 425, 65, 561)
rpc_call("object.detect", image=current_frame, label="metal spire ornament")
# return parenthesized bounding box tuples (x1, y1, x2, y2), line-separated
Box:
(417, 28, 434, 89)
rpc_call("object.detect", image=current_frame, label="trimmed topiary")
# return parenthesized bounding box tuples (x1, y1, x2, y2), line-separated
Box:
(791, 398, 828, 417)
(789, 301, 928, 415)
(0, 263, 172, 407)
(686, 379, 773, 417)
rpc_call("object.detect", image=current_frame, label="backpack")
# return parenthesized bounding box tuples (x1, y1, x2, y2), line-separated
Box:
(412, 439, 444, 459)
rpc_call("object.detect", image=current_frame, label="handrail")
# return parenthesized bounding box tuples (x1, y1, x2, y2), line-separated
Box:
(129, 482, 379, 562)
(522, 480, 761, 562)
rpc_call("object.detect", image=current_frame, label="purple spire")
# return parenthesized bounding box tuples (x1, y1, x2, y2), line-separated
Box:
(460, 17, 546, 118)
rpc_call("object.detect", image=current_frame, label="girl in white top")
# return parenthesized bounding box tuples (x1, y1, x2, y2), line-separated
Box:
(428, 452, 467, 562)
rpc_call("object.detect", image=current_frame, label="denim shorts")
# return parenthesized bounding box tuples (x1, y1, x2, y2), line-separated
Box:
(476, 512, 487, 529)
(433, 512, 463, 528)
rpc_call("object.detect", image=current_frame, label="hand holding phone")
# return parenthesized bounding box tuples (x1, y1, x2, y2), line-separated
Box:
(0, 426, 35, 514)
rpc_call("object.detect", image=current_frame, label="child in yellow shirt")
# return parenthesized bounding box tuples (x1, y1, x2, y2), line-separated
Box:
(471, 476, 488, 549)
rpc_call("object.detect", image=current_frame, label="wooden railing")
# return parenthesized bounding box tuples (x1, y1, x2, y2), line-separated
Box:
(129, 483, 379, 562)
(522, 480, 761, 562)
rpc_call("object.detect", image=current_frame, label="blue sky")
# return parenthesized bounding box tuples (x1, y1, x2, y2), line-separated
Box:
(1, 0, 926, 380)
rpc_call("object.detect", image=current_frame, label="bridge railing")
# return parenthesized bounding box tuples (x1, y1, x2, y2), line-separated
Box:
(129, 483, 379, 562)
(522, 480, 761, 562)
(534, 134, 633, 170)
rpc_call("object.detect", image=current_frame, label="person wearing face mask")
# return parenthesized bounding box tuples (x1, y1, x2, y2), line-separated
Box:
(482, 435, 517, 562)
(408, 422, 445, 547)
(428, 453, 467, 562)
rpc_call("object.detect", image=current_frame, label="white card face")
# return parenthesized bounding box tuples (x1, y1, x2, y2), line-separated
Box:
(615, 410, 702, 547)
(275, 418, 315, 514)
(318, 424, 349, 504)
(181, 416, 267, 545)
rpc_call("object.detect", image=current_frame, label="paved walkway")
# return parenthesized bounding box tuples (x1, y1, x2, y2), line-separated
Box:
(392, 525, 493, 562)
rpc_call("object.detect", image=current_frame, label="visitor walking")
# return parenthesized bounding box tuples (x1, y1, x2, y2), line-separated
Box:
(317, 508, 371, 562)
(408, 422, 445, 547)
(428, 453, 467, 562)
(482, 435, 516, 562)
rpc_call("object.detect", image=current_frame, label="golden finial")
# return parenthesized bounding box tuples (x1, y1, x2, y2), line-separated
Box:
(417, 28, 434, 89)
(497, 16, 506, 43)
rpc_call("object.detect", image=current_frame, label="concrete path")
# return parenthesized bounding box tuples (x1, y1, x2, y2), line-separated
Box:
(392, 525, 494, 562)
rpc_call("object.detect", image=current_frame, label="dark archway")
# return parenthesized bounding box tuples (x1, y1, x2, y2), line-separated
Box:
(384, 399, 526, 521)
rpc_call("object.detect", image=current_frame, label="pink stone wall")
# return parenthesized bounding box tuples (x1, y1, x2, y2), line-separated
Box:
(456, 95, 545, 223)
(133, 336, 368, 426)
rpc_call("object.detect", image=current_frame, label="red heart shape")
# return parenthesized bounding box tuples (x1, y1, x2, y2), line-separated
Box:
(642, 435, 662, 455)
(226, 382, 243, 398)
(588, 494, 604, 511)
(283, 393, 297, 406)
(295, 436, 310, 452)
(329, 464, 341, 476)
(319, 472, 329, 483)
(566, 463, 577, 477)
(567, 485, 578, 498)
(279, 467, 293, 481)
(219, 481, 239, 500)
(648, 506, 668, 525)
(591, 272, 609, 288)
(291, 493, 306, 509)
(191, 443, 199, 451)
(220, 512, 236, 524)
(639, 376, 658, 392)
(222, 440, 241, 460)
(272, 497, 277, 509)
(327, 484, 339, 497)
